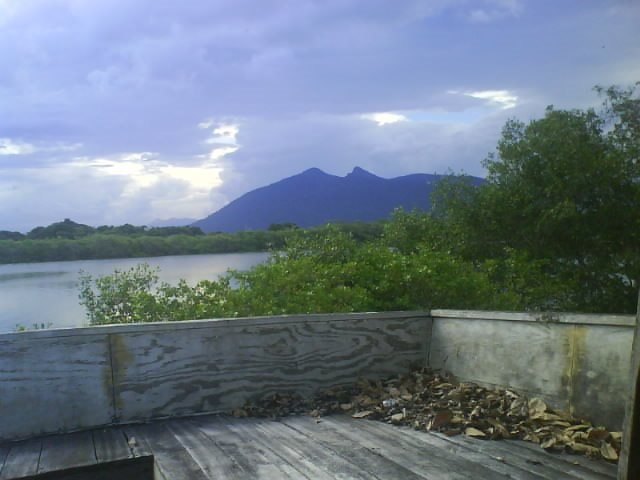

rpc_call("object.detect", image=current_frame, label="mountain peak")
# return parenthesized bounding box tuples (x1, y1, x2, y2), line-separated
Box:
(301, 167, 328, 176)
(347, 166, 379, 179)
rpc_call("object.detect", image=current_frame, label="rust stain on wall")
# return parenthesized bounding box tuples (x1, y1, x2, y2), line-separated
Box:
(562, 325, 587, 417)
(107, 333, 134, 419)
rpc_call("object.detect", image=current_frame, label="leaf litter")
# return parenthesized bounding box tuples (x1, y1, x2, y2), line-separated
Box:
(232, 367, 621, 462)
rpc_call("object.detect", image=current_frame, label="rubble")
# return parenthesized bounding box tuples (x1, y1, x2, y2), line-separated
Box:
(233, 367, 621, 462)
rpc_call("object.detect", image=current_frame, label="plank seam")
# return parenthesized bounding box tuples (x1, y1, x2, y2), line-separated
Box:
(107, 334, 119, 423)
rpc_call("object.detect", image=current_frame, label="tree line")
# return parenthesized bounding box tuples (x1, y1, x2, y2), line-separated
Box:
(79, 83, 639, 319)
(0, 219, 383, 264)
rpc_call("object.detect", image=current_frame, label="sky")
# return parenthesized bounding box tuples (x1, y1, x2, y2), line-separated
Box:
(1, 0, 639, 232)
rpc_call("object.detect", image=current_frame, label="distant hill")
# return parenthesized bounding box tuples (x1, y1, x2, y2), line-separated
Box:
(148, 217, 198, 228)
(192, 167, 483, 233)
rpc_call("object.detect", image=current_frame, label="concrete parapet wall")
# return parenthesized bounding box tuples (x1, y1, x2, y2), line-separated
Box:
(0, 312, 430, 441)
(429, 310, 636, 430)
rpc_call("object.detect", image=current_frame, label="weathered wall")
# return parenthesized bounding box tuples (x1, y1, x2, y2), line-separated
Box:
(428, 310, 636, 430)
(1, 308, 634, 440)
(0, 312, 430, 441)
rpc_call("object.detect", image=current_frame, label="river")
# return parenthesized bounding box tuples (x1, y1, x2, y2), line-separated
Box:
(0, 252, 268, 333)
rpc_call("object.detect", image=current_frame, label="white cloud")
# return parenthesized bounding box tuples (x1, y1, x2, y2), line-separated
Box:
(0, 138, 37, 155)
(463, 90, 519, 109)
(361, 112, 409, 126)
(0, 138, 82, 156)
(468, 0, 523, 23)
(208, 146, 239, 161)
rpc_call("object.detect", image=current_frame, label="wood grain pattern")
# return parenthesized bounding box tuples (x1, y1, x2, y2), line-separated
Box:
(0, 333, 114, 441)
(111, 315, 430, 422)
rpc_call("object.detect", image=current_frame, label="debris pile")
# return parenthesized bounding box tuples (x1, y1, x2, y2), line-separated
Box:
(232, 367, 621, 462)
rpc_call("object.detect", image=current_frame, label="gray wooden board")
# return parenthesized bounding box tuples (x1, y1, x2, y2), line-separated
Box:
(110, 316, 429, 422)
(0, 446, 8, 476)
(354, 420, 544, 480)
(234, 416, 383, 480)
(222, 416, 333, 479)
(396, 423, 614, 480)
(92, 427, 132, 463)
(37, 431, 96, 474)
(192, 415, 306, 479)
(0, 438, 42, 479)
(280, 415, 437, 480)
(0, 333, 114, 440)
(420, 426, 613, 480)
(504, 439, 616, 478)
(165, 418, 255, 479)
(318, 415, 504, 480)
(126, 422, 208, 480)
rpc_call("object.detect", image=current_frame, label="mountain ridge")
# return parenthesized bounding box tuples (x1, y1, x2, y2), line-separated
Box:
(192, 167, 483, 232)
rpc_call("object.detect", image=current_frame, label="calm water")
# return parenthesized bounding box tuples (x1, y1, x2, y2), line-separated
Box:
(0, 252, 268, 333)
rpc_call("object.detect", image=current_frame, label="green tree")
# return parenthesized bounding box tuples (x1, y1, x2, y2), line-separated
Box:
(431, 84, 640, 313)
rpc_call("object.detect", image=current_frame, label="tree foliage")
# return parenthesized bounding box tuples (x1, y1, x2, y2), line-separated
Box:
(78, 83, 639, 321)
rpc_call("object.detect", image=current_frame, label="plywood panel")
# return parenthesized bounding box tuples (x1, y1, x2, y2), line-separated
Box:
(111, 315, 429, 421)
(0, 333, 114, 440)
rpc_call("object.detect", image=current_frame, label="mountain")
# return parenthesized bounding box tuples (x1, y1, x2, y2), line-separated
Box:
(192, 167, 483, 233)
(148, 217, 198, 228)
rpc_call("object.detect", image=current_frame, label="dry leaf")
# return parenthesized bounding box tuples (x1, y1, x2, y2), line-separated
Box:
(465, 427, 486, 438)
(391, 413, 404, 423)
(352, 410, 373, 419)
(600, 442, 618, 461)
(429, 410, 453, 430)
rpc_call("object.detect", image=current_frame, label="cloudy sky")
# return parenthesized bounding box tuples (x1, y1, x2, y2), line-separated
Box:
(1, 0, 638, 231)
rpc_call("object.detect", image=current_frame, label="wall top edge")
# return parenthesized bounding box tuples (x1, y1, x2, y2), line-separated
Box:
(430, 309, 636, 327)
(0, 310, 431, 341)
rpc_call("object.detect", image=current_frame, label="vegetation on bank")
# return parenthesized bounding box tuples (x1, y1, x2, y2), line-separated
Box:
(0, 220, 383, 264)
(75, 82, 640, 317)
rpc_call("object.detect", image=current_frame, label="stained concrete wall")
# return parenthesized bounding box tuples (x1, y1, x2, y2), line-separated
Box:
(428, 310, 636, 430)
(0, 312, 430, 441)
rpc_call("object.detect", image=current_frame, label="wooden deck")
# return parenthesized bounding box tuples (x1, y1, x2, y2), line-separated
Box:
(0, 414, 617, 480)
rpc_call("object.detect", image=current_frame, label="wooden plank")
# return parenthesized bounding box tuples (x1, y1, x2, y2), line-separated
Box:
(38, 431, 96, 474)
(221, 416, 335, 479)
(191, 415, 307, 479)
(355, 421, 545, 480)
(619, 291, 640, 480)
(280, 416, 432, 480)
(318, 415, 503, 480)
(0, 438, 42, 479)
(506, 439, 616, 478)
(111, 315, 429, 422)
(236, 416, 383, 480)
(125, 422, 208, 480)
(0, 333, 114, 440)
(165, 417, 255, 479)
(93, 427, 132, 463)
(398, 424, 614, 480)
(0, 445, 9, 477)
